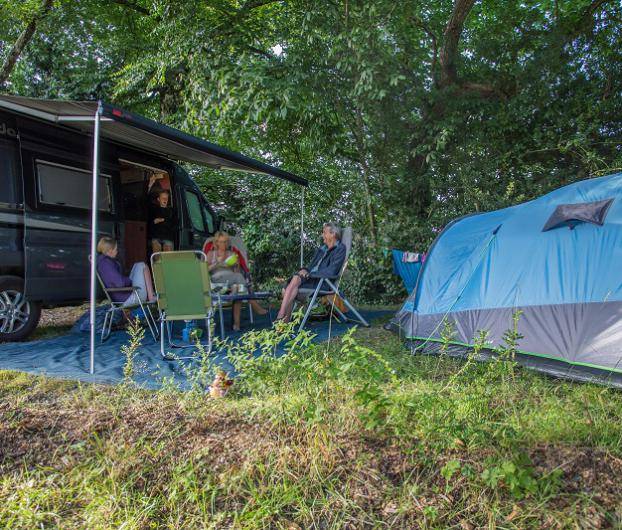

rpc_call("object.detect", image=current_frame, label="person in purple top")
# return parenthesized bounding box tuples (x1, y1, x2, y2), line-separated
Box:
(96, 237, 155, 306)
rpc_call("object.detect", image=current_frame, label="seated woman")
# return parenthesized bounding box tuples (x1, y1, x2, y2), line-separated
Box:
(205, 231, 267, 331)
(96, 237, 155, 307)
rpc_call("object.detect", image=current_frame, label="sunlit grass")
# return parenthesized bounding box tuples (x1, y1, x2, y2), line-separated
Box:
(2, 317, 622, 528)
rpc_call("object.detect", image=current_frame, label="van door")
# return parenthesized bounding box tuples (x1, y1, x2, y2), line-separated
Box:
(0, 135, 23, 274)
(22, 151, 117, 303)
(179, 186, 215, 250)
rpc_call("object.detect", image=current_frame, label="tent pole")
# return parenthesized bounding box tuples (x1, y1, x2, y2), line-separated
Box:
(300, 188, 305, 268)
(89, 102, 102, 375)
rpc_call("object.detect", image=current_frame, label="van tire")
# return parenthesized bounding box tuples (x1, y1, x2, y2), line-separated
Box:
(0, 276, 41, 342)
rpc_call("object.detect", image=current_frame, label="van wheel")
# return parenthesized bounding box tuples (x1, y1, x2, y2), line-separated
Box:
(0, 276, 41, 342)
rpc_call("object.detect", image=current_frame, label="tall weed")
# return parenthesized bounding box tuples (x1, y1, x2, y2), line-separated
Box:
(121, 318, 145, 385)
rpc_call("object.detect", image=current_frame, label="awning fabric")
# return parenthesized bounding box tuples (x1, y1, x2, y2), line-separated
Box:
(0, 95, 307, 186)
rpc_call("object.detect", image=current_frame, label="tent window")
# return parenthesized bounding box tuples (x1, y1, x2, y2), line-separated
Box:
(37, 160, 113, 212)
(542, 198, 614, 232)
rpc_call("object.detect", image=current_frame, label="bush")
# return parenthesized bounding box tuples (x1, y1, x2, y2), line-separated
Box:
(344, 247, 404, 304)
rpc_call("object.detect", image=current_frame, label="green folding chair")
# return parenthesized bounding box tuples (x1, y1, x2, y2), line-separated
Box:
(151, 250, 219, 359)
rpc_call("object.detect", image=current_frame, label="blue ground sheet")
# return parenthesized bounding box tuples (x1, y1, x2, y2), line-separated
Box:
(0, 310, 388, 390)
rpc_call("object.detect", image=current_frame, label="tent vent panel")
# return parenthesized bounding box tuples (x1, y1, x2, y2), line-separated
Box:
(542, 198, 614, 232)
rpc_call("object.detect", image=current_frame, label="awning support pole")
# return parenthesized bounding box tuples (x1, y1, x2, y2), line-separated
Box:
(89, 102, 102, 375)
(300, 188, 305, 268)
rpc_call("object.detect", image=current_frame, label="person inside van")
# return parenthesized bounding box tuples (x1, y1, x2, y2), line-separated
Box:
(96, 237, 156, 306)
(149, 190, 174, 253)
(205, 231, 268, 331)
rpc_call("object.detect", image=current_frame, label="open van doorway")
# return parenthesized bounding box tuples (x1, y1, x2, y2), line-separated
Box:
(119, 160, 175, 271)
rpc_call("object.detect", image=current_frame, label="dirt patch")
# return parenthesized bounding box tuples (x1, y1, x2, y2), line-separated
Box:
(0, 398, 116, 471)
(0, 396, 283, 481)
(38, 304, 87, 328)
(530, 444, 622, 510)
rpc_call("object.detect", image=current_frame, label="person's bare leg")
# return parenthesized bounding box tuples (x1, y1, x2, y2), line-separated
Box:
(249, 299, 268, 315)
(277, 276, 301, 321)
(142, 265, 156, 302)
(277, 287, 287, 320)
(232, 301, 242, 330)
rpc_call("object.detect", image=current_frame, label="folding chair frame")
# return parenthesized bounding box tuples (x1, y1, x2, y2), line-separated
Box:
(158, 310, 214, 360)
(151, 250, 217, 360)
(97, 280, 159, 343)
(297, 277, 369, 333)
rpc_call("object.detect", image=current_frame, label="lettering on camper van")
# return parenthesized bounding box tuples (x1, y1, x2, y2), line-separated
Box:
(0, 122, 17, 138)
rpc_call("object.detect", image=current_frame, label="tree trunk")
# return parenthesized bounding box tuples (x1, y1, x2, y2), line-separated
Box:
(353, 109, 378, 247)
(404, 0, 477, 218)
(359, 158, 378, 247)
(0, 0, 54, 88)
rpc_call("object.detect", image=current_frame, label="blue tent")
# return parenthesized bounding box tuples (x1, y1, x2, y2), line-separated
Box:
(390, 173, 622, 386)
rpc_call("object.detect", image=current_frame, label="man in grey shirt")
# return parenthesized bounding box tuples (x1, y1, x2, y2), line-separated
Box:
(276, 222, 346, 322)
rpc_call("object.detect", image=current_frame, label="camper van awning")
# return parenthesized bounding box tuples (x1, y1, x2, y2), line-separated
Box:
(0, 95, 307, 186)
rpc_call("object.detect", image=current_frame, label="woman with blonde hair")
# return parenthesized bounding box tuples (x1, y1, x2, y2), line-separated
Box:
(205, 231, 267, 331)
(96, 237, 155, 306)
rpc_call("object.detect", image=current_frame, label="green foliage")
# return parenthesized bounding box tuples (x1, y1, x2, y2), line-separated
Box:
(346, 247, 403, 304)
(481, 457, 538, 499)
(2, 1, 622, 301)
(185, 333, 216, 395)
(121, 317, 145, 384)
(218, 311, 318, 396)
(439, 318, 457, 355)
(500, 310, 524, 362)
(440, 459, 461, 483)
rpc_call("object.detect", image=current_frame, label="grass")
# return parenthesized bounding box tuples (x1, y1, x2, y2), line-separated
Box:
(2, 315, 622, 528)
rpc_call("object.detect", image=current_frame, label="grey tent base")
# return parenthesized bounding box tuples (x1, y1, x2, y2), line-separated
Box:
(389, 300, 622, 388)
(394, 334, 622, 389)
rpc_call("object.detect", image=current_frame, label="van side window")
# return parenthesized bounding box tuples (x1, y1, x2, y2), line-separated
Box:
(37, 160, 113, 212)
(0, 139, 19, 205)
(184, 190, 205, 232)
(202, 203, 214, 233)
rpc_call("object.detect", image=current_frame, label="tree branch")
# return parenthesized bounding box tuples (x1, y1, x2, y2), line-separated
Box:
(246, 45, 273, 60)
(439, 0, 475, 87)
(240, 0, 282, 13)
(436, 0, 502, 98)
(566, 0, 615, 40)
(111, 0, 150, 16)
(0, 0, 54, 87)
(409, 15, 439, 87)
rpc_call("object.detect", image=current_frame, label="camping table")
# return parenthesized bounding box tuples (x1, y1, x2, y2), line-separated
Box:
(211, 291, 274, 338)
